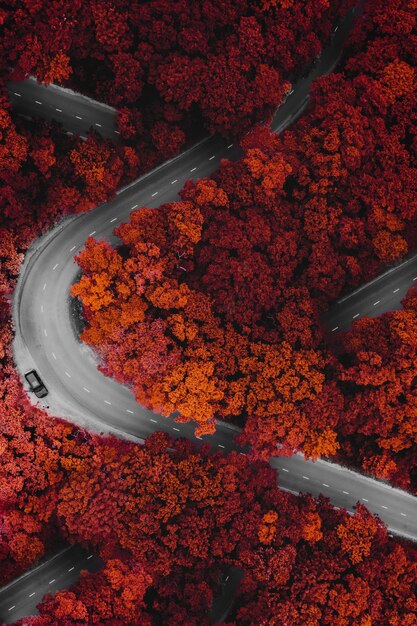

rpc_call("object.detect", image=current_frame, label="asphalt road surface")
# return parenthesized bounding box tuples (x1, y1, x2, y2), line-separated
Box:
(0, 545, 102, 624)
(4, 4, 417, 623)
(325, 252, 417, 332)
(7, 76, 118, 140)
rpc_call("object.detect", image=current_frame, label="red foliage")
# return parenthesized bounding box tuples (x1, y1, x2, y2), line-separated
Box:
(1, 0, 352, 151)
(0, 65, 138, 586)
(2, 1, 417, 623)
(73, 0, 417, 489)
(336, 290, 417, 490)
(7, 433, 417, 625)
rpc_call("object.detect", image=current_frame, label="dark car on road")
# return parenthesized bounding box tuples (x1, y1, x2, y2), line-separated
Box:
(25, 369, 48, 398)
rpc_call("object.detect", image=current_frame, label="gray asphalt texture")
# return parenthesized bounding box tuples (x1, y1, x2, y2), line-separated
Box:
(0, 546, 102, 623)
(7, 76, 118, 140)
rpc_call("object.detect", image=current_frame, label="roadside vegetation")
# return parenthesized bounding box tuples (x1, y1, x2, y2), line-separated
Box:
(74, 0, 417, 492)
(1, 0, 417, 623)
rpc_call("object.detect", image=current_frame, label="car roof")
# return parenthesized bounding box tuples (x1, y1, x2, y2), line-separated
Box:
(25, 370, 41, 383)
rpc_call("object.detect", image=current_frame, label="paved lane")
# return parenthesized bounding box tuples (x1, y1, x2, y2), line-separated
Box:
(0, 545, 102, 623)
(326, 252, 417, 332)
(7, 76, 118, 140)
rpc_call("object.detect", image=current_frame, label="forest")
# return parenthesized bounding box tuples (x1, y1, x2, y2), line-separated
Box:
(1, 0, 353, 166)
(74, 0, 417, 493)
(3, 416, 417, 625)
(1, 0, 417, 623)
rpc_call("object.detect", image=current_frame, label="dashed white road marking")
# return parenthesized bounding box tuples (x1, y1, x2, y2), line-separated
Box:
(29, 592, 36, 597)
(342, 490, 349, 495)
(209, 155, 215, 160)
(65, 371, 71, 378)
(281, 468, 289, 472)
(68, 566, 75, 572)
(381, 505, 388, 509)
(196, 436, 202, 440)
(43, 282, 47, 291)
(53, 263, 59, 270)
(239, 452, 246, 455)
(171, 179, 178, 184)
(104, 400, 111, 405)
(55, 108, 62, 113)
(352, 313, 360, 319)
(130, 204, 138, 209)
(95, 123, 102, 127)
(126, 409, 134, 414)
(332, 326, 339, 332)
(41, 305, 44, 313)
(151, 192, 158, 197)
(35, 100, 42, 105)
(83, 387, 90, 393)
(173, 427, 180, 431)
(362, 498, 368, 502)
(227, 144, 233, 149)
(8, 606, 15, 611)
(70, 245, 76, 252)
(302, 475, 310, 480)
(401, 512, 407, 517)
(190, 167, 197, 172)
(44, 328, 47, 337)
(52, 352, 56, 360)
(75, 115, 82, 120)
(150, 418, 157, 423)
(373, 301, 380, 306)
(393, 288, 399, 293)
(413, 277, 417, 281)
(89, 230, 96, 236)
(87, 554, 93, 559)
(114, 130, 120, 134)
(110, 217, 117, 223)
(13, 92, 21, 97)
(218, 444, 225, 448)
(49, 579, 55, 584)
(322, 483, 329, 487)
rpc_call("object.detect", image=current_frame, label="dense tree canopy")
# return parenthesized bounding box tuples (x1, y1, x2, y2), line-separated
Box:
(1, 0, 417, 622)
(1, 0, 353, 169)
(74, 0, 417, 489)
(336, 288, 417, 491)
(6, 431, 417, 625)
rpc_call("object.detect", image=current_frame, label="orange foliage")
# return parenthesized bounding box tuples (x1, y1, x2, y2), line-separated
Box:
(337, 504, 379, 564)
(42, 51, 73, 86)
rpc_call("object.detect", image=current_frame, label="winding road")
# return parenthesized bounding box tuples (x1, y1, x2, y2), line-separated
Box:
(2, 5, 417, 623)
